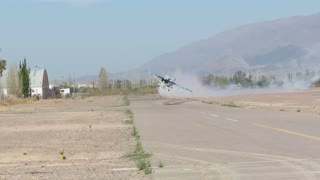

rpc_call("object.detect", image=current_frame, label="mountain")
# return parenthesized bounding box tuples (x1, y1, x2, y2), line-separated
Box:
(136, 12, 320, 77)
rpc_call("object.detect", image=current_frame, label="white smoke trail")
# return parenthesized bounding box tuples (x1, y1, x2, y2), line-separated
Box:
(157, 70, 320, 98)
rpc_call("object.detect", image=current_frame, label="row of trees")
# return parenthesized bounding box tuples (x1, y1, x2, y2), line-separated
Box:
(4, 60, 317, 99)
(95, 67, 320, 93)
(96, 67, 158, 91)
(201, 69, 319, 88)
(0, 55, 31, 99)
(202, 71, 270, 88)
(55, 67, 157, 96)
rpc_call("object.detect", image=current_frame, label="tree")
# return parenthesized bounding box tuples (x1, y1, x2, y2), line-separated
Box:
(139, 80, 147, 88)
(98, 67, 108, 90)
(19, 58, 30, 98)
(116, 80, 122, 89)
(68, 72, 74, 87)
(7, 64, 21, 97)
(287, 72, 293, 81)
(0, 49, 7, 100)
(214, 76, 229, 88)
(202, 74, 214, 86)
(233, 71, 246, 85)
(0, 60, 6, 77)
(122, 80, 132, 90)
(0, 47, 6, 77)
(257, 75, 269, 87)
(242, 78, 254, 88)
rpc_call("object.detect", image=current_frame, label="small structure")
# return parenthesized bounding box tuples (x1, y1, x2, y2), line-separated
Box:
(60, 88, 70, 97)
(30, 69, 50, 99)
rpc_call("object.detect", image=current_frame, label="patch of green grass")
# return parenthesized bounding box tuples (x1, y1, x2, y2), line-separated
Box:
(123, 109, 134, 124)
(131, 126, 138, 137)
(123, 109, 152, 175)
(202, 100, 241, 108)
(135, 134, 141, 141)
(123, 95, 130, 106)
(128, 139, 152, 167)
(125, 109, 134, 119)
(137, 159, 148, 170)
(124, 139, 152, 174)
(144, 160, 153, 175)
(123, 120, 134, 124)
(206, 102, 214, 104)
(202, 101, 217, 105)
(131, 126, 141, 141)
(129, 150, 151, 165)
(221, 102, 241, 108)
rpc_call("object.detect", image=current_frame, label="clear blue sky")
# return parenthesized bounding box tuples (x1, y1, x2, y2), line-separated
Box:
(1, 0, 320, 80)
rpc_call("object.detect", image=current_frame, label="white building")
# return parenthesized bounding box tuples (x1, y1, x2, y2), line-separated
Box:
(60, 88, 71, 97)
(30, 69, 50, 99)
(0, 70, 9, 98)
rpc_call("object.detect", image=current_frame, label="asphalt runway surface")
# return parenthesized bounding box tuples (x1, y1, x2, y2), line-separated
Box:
(131, 96, 320, 180)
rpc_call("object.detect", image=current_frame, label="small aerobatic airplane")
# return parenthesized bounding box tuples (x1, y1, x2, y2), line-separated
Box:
(148, 72, 193, 93)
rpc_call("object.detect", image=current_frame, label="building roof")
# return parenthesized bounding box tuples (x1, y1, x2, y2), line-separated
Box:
(1, 68, 49, 89)
(30, 69, 46, 88)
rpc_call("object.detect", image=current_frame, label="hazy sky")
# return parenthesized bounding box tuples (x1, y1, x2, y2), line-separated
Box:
(1, 0, 320, 80)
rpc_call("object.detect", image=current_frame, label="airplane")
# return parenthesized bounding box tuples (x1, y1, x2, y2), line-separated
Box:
(148, 72, 193, 93)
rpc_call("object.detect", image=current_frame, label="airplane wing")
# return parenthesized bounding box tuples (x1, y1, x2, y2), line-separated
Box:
(152, 74, 164, 83)
(145, 70, 164, 83)
(172, 82, 193, 92)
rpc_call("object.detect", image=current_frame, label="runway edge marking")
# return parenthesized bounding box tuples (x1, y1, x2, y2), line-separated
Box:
(226, 118, 239, 122)
(255, 123, 320, 141)
(210, 114, 219, 117)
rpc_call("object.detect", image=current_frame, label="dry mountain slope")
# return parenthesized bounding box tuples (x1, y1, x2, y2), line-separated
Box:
(140, 12, 320, 75)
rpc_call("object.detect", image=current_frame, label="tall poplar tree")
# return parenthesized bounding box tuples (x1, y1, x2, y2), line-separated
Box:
(98, 67, 108, 91)
(19, 58, 30, 98)
(0, 60, 6, 77)
(7, 64, 21, 97)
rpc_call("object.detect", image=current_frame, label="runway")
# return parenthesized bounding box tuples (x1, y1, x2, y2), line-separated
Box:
(131, 96, 320, 180)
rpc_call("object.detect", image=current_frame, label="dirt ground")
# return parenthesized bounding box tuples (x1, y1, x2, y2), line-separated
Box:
(198, 88, 320, 114)
(0, 96, 146, 179)
(2, 88, 319, 179)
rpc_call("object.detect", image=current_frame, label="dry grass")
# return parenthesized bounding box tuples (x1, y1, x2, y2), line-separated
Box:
(0, 95, 142, 179)
(0, 96, 38, 106)
(54, 99, 64, 104)
(0, 101, 8, 106)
